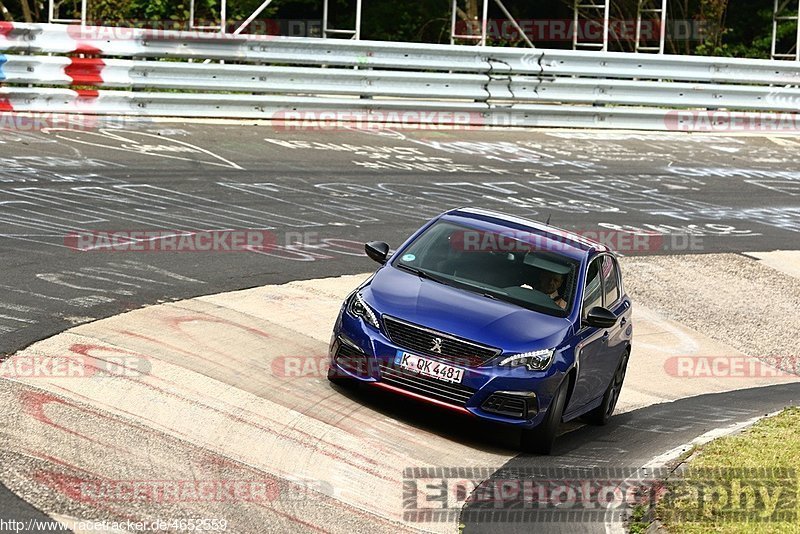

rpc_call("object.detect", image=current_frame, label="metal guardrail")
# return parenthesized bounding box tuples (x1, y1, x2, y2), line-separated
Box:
(2, 23, 800, 130)
(4, 54, 800, 112)
(5, 23, 800, 82)
(0, 86, 700, 131)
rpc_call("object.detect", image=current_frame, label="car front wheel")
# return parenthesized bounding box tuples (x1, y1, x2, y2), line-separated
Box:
(520, 379, 568, 455)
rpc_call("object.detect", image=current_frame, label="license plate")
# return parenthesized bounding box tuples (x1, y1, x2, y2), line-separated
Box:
(395, 351, 464, 384)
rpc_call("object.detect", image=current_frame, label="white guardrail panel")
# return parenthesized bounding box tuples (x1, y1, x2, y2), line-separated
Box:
(0, 86, 695, 131)
(4, 54, 800, 112)
(0, 55, 490, 100)
(4, 23, 800, 84)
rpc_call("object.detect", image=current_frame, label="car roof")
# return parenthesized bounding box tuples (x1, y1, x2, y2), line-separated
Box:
(443, 207, 612, 261)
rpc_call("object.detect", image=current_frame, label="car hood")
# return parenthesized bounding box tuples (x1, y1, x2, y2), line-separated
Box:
(363, 266, 572, 353)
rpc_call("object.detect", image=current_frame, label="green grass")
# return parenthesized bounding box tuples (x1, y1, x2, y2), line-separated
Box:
(628, 504, 649, 534)
(654, 407, 800, 534)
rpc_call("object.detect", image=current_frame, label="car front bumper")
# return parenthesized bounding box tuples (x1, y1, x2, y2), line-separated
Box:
(329, 310, 567, 429)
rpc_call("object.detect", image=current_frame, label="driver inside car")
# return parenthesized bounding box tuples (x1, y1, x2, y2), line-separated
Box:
(534, 270, 567, 310)
(519, 254, 571, 310)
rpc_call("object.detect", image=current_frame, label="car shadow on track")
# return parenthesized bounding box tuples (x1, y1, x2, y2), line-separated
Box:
(329, 380, 584, 454)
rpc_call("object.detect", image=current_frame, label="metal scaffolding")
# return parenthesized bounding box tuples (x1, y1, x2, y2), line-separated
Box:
(184, 0, 362, 38)
(772, 0, 800, 60)
(449, 0, 534, 47)
(323, 0, 362, 39)
(48, 0, 87, 24)
(635, 0, 667, 53)
(190, 0, 227, 32)
(573, 0, 609, 51)
(44, 0, 793, 60)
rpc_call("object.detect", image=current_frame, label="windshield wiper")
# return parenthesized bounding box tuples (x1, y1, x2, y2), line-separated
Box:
(396, 264, 506, 302)
(396, 264, 452, 286)
(452, 278, 509, 300)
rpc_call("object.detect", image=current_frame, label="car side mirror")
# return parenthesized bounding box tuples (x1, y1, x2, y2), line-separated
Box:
(365, 241, 390, 265)
(584, 306, 618, 329)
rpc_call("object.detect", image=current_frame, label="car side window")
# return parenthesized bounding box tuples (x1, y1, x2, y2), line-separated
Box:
(602, 256, 621, 307)
(582, 258, 603, 322)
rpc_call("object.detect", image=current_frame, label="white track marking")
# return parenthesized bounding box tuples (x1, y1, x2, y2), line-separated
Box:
(42, 129, 245, 170)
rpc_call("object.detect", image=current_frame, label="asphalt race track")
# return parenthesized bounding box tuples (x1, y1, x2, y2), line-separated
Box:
(1, 120, 800, 533)
(2, 122, 800, 354)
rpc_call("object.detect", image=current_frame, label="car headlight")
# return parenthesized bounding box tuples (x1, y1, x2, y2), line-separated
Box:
(347, 292, 380, 329)
(499, 349, 555, 371)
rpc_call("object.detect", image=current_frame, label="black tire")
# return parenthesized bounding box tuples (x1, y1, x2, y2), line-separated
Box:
(585, 349, 630, 426)
(521, 378, 569, 455)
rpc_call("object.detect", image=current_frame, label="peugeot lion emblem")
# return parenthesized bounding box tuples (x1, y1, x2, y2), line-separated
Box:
(431, 337, 443, 354)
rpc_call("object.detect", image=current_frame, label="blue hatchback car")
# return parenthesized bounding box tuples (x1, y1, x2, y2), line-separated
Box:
(328, 208, 633, 454)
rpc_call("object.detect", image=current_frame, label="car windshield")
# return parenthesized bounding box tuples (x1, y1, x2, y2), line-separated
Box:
(392, 220, 579, 317)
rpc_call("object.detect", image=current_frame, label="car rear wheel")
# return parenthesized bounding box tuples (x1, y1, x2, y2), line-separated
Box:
(520, 379, 568, 455)
(585, 349, 630, 426)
